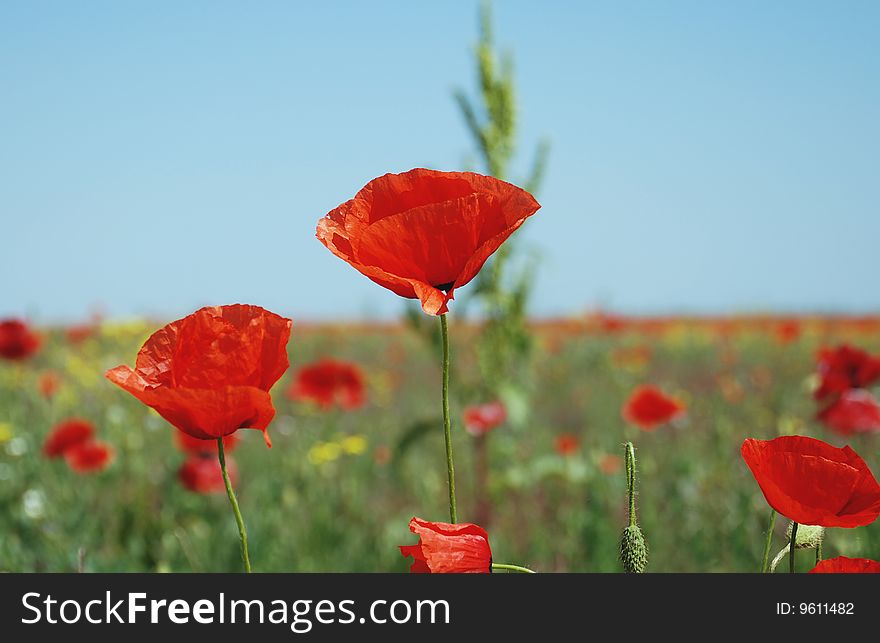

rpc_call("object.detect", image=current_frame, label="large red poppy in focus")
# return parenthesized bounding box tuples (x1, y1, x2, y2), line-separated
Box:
(741, 436, 880, 528)
(286, 359, 365, 410)
(106, 305, 292, 446)
(808, 556, 880, 574)
(0, 319, 40, 360)
(316, 169, 541, 315)
(814, 344, 880, 401)
(399, 517, 492, 573)
(622, 385, 685, 430)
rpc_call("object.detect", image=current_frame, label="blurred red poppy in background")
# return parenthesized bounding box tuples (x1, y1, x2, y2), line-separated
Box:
(554, 433, 580, 456)
(817, 389, 880, 435)
(38, 370, 62, 400)
(775, 319, 801, 344)
(178, 453, 235, 494)
(0, 319, 40, 360)
(808, 556, 880, 574)
(814, 344, 880, 401)
(65, 440, 113, 474)
(741, 436, 880, 528)
(287, 359, 365, 410)
(175, 431, 239, 454)
(105, 305, 292, 447)
(43, 418, 95, 458)
(622, 385, 685, 430)
(65, 324, 96, 344)
(316, 168, 540, 315)
(399, 517, 491, 573)
(463, 401, 507, 437)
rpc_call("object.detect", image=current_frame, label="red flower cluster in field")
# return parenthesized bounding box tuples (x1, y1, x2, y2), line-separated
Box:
(43, 419, 113, 474)
(106, 305, 292, 447)
(399, 517, 492, 573)
(287, 359, 366, 410)
(316, 168, 541, 315)
(741, 436, 880, 528)
(814, 345, 880, 435)
(0, 319, 40, 360)
(622, 386, 685, 430)
(463, 401, 506, 437)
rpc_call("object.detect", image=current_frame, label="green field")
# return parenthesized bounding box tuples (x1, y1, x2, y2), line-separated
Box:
(2, 315, 878, 572)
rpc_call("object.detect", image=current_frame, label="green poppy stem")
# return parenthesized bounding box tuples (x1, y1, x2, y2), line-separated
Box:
(760, 509, 777, 573)
(789, 522, 798, 573)
(816, 540, 822, 565)
(492, 563, 536, 573)
(439, 313, 457, 524)
(218, 437, 251, 573)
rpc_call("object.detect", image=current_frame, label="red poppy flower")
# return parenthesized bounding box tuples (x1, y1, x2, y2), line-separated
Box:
(65, 324, 96, 344)
(808, 556, 880, 574)
(286, 359, 365, 410)
(554, 433, 580, 456)
(38, 370, 62, 400)
(64, 440, 113, 474)
(399, 517, 491, 574)
(817, 390, 880, 436)
(178, 453, 235, 494)
(622, 385, 685, 430)
(741, 436, 880, 528)
(316, 168, 541, 315)
(775, 319, 801, 344)
(43, 418, 95, 458)
(0, 319, 40, 360)
(174, 431, 239, 454)
(463, 401, 507, 437)
(814, 344, 880, 401)
(105, 305, 292, 447)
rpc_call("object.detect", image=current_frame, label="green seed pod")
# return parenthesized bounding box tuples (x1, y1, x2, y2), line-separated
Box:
(620, 524, 648, 573)
(786, 522, 824, 550)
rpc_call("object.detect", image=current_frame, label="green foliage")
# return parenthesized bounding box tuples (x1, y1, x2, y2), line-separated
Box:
(454, 0, 549, 406)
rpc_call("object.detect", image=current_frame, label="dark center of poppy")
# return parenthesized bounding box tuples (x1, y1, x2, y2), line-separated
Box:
(434, 281, 455, 292)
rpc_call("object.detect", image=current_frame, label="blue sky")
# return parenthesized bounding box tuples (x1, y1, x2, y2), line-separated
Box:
(2, 1, 878, 322)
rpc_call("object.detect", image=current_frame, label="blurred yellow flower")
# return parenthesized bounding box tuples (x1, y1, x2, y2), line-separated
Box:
(340, 434, 367, 455)
(0, 422, 12, 443)
(308, 441, 342, 466)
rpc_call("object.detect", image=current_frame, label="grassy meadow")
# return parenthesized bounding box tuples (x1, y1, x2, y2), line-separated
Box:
(1, 313, 879, 572)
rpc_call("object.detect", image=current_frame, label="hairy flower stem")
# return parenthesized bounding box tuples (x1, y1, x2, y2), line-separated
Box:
(625, 442, 637, 526)
(491, 563, 536, 574)
(760, 509, 777, 573)
(816, 541, 822, 565)
(439, 313, 457, 523)
(789, 522, 798, 574)
(218, 438, 251, 573)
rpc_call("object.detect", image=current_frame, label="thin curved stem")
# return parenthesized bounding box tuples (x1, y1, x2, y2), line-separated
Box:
(439, 313, 457, 524)
(789, 522, 798, 574)
(218, 438, 251, 573)
(760, 509, 777, 573)
(492, 563, 537, 574)
(816, 541, 822, 565)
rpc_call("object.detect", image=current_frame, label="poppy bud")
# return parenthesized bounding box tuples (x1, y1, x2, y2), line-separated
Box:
(619, 442, 649, 573)
(620, 524, 649, 574)
(786, 522, 824, 550)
